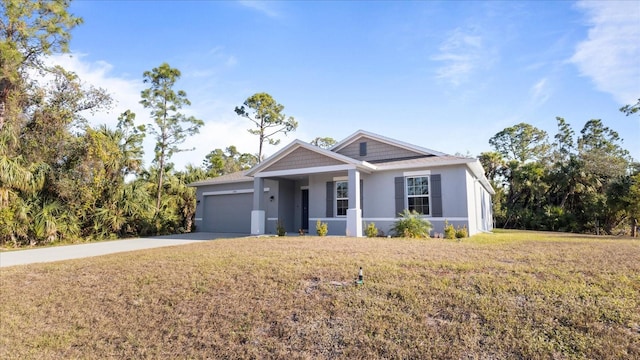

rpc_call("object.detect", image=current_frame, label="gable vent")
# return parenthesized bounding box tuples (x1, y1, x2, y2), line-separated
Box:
(359, 142, 367, 156)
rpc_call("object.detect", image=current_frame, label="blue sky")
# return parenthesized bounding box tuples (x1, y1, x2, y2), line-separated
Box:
(53, 0, 640, 169)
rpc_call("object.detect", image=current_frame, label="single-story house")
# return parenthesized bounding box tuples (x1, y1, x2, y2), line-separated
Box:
(189, 130, 494, 237)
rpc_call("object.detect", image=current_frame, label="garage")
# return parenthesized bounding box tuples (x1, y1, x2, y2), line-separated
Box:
(201, 192, 253, 233)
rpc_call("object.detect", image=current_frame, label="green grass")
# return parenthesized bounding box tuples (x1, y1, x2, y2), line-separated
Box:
(1, 230, 638, 359)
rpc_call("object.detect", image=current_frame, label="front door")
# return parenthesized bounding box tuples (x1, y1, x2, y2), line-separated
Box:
(301, 189, 309, 231)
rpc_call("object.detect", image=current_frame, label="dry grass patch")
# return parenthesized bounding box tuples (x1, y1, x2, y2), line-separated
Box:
(1, 231, 639, 359)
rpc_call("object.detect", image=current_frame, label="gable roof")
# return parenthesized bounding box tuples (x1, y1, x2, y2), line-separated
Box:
(331, 130, 447, 157)
(188, 130, 493, 195)
(246, 139, 375, 177)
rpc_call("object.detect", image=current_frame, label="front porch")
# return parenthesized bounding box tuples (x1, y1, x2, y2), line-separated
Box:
(250, 168, 364, 237)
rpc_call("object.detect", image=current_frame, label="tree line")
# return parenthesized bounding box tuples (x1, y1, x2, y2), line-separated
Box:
(1, 1, 637, 246)
(480, 116, 639, 236)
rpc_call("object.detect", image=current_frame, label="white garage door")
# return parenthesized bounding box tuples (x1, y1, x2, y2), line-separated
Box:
(202, 193, 253, 233)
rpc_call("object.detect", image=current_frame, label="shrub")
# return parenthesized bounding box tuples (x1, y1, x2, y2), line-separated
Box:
(390, 209, 432, 238)
(444, 220, 456, 239)
(365, 222, 378, 238)
(316, 220, 328, 236)
(455, 225, 468, 239)
(276, 221, 286, 236)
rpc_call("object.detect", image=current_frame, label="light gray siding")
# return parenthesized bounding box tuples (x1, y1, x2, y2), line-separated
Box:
(263, 147, 344, 172)
(335, 136, 423, 162)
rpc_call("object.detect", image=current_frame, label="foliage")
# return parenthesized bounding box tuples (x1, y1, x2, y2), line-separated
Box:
(391, 209, 432, 238)
(620, 98, 639, 117)
(140, 62, 204, 211)
(203, 145, 257, 177)
(234, 92, 297, 161)
(484, 117, 636, 235)
(310, 136, 336, 149)
(443, 220, 456, 239)
(276, 220, 286, 236)
(455, 225, 468, 239)
(315, 219, 328, 236)
(488, 122, 549, 163)
(365, 222, 378, 237)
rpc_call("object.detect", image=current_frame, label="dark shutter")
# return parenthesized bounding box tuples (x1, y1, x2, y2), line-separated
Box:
(431, 174, 442, 217)
(360, 179, 364, 216)
(326, 181, 334, 217)
(394, 177, 404, 216)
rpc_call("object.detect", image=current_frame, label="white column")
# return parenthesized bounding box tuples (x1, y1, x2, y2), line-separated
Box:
(251, 177, 265, 235)
(346, 168, 362, 237)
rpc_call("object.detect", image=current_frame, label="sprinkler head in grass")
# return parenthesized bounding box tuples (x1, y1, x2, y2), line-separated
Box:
(355, 267, 364, 285)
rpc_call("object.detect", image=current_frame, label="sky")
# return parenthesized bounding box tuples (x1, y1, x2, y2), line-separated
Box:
(52, 0, 640, 170)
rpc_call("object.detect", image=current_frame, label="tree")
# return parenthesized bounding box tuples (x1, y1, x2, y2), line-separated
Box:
(203, 145, 257, 177)
(140, 63, 204, 211)
(234, 92, 297, 162)
(620, 98, 639, 117)
(0, 0, 82, 131)
(488, 123, 549, 163)
(311, 136, 336, 149)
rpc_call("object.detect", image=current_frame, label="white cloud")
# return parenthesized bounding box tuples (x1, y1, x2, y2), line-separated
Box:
(530, 78, 550, 107)
(237, 0, 281, 18)
(432, 28, 485, 86)
(571, 1, 640, 104)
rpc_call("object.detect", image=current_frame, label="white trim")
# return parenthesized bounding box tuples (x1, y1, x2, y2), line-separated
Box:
(403, 169, 431, 177)
(310, 218, 347, 222)
(254, 164, 356, 178)
(333, 176, 348, 181)
(267, 217, 279, 221)
(194, 217, 203, 221)
(247, 139, 376, 176)
(331, 129, 447, 156)
(203, 187, 270, 196)
(300, 185, 309, 190)
(405, 175, 431, 216)
(363, 217, 469, 221)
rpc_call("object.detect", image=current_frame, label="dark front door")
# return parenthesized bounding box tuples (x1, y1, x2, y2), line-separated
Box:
(301, 189, 309, 230)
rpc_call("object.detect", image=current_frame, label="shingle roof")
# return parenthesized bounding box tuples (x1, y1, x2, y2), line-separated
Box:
(187, 170, 252, 187)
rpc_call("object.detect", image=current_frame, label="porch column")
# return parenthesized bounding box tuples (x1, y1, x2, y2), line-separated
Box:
(347, 168, 363, 237)
(251, 177, 265, 235)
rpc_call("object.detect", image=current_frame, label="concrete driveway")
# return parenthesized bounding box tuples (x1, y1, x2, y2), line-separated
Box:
(0, 233, 247, 268)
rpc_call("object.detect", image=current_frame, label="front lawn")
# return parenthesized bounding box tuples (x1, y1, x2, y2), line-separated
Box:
(1, 230, 638, 359)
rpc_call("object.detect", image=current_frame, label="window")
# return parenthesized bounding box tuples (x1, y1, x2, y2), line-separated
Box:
(336, 181, 348, 216)
(406, 176, 430, 215)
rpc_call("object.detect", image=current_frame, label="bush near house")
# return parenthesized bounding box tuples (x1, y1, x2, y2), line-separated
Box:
(365, 222, 378, 238)
(316, 219, 328, 236)
(390, 209, 433, 238)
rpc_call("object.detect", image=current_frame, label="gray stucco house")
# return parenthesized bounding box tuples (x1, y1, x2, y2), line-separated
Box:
(189, 130, 494, 237)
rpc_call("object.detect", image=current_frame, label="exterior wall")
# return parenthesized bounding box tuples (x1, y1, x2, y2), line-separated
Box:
(303, 164, 476, 237)
(358, 166, 470, 236)
(194, 179, 277, 233)
(263, 147, 344, 172)
(308, 172, 348, 235)
(194, 163, 492, 238)
(335, 136, 423, 162)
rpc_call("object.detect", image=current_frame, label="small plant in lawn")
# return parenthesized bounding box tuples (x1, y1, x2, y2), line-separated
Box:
(455, 225, 468, 239)
(391, 209, 432, 238)
(365, 222, 378, 238)
(276, 221, 286, 236)
(444, 220, 456, 239)
(316, 219, 328, 236)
